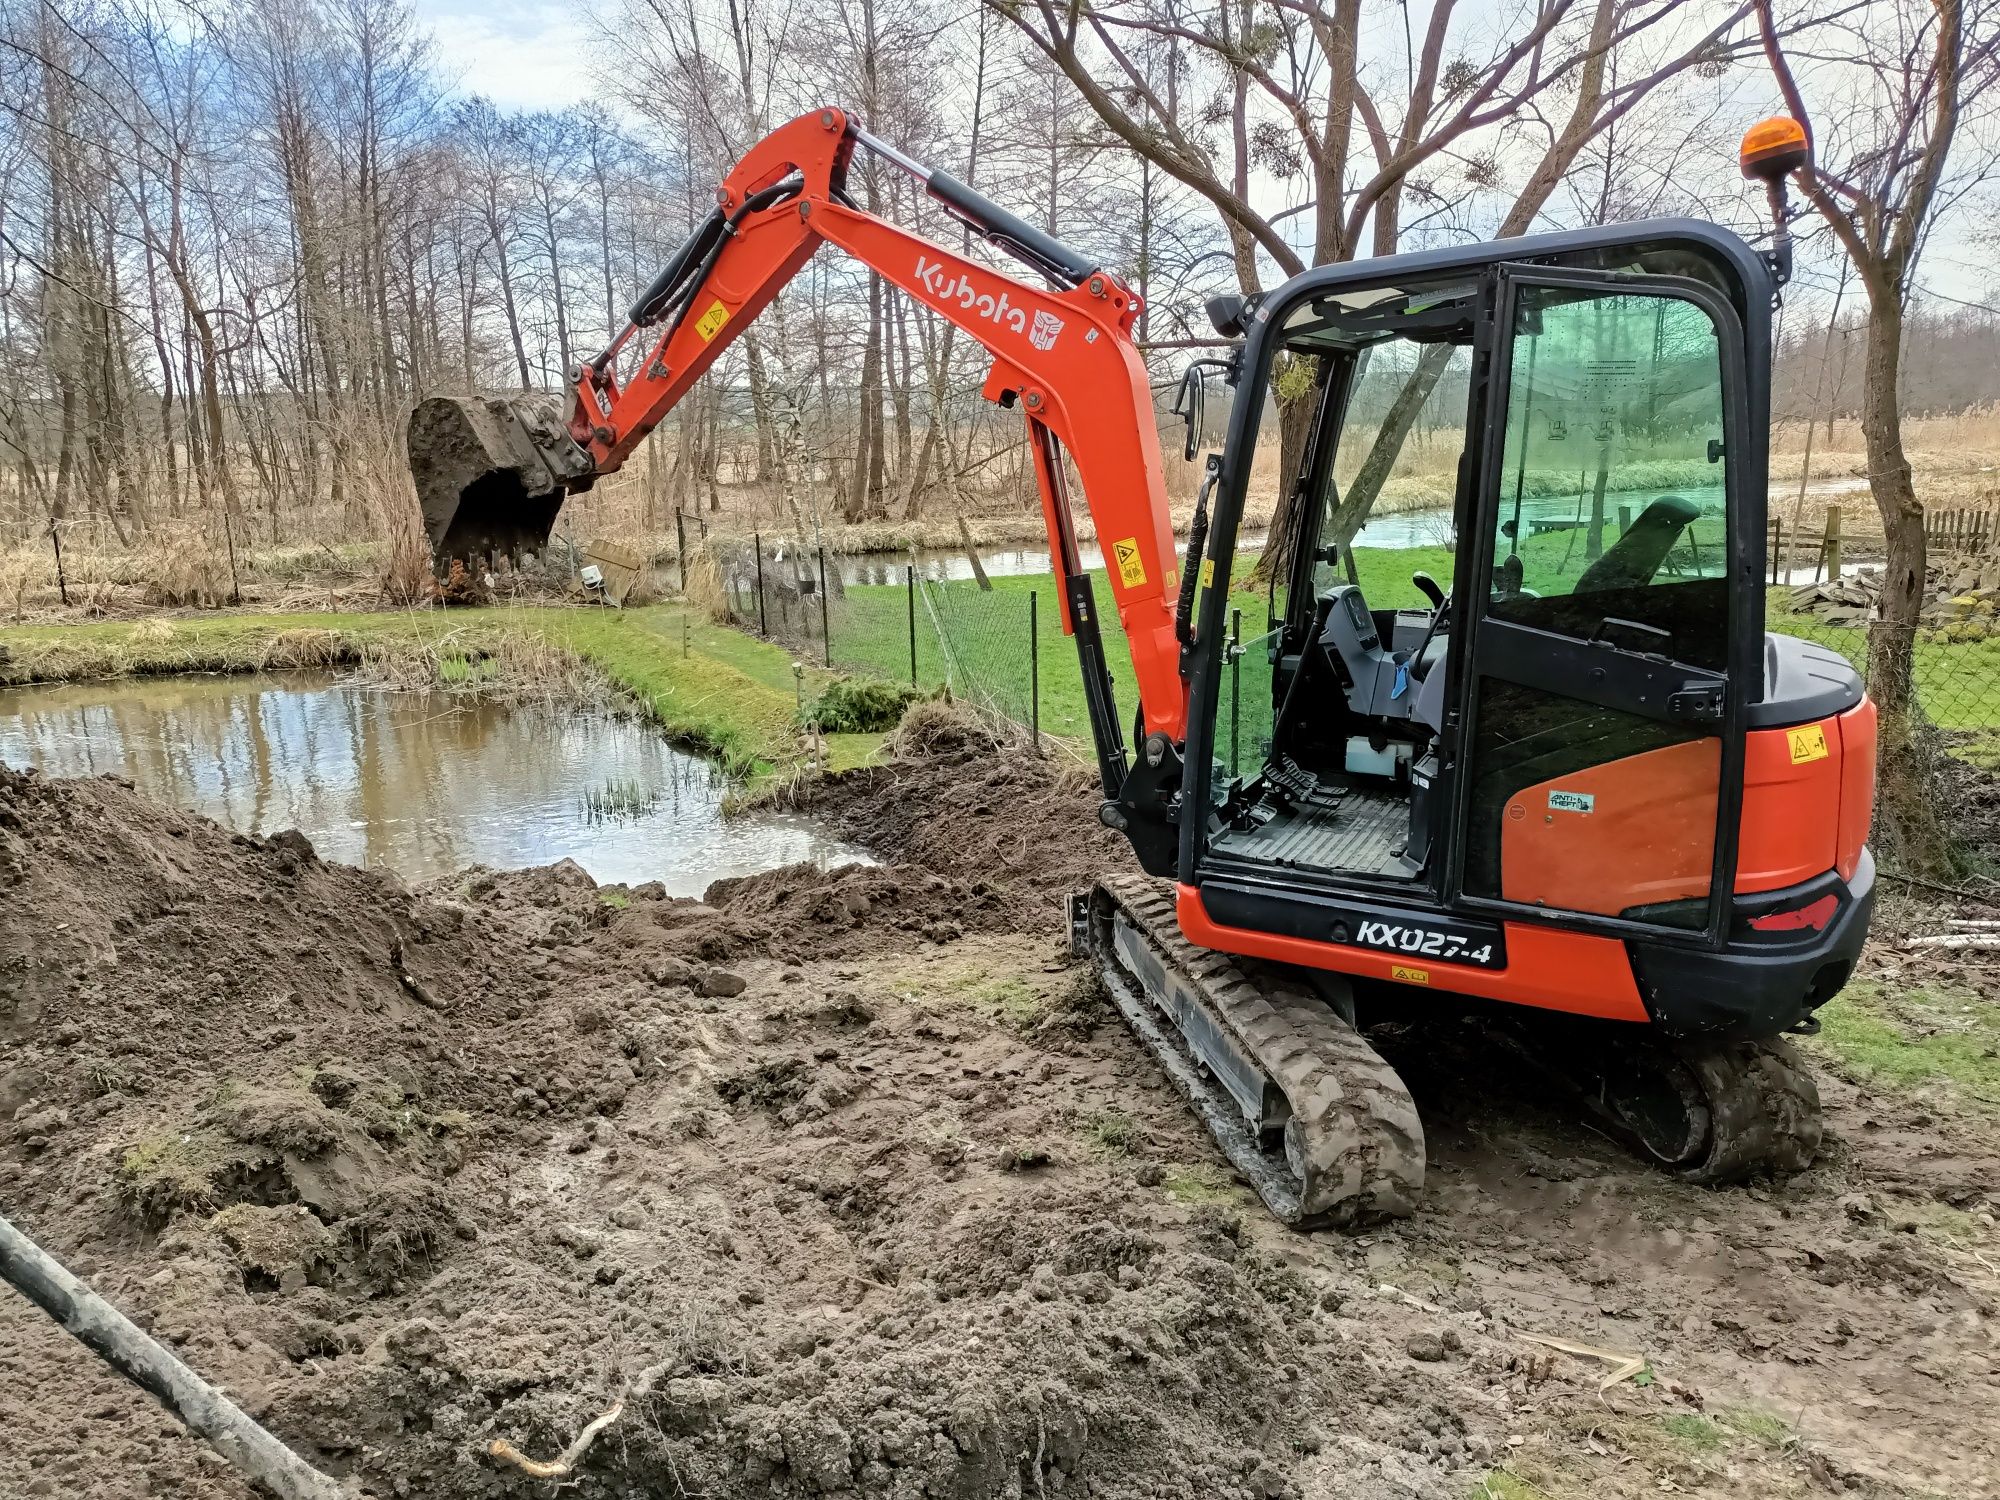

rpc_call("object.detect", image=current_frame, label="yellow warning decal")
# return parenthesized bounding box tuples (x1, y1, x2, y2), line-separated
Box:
(1787, 724, 1830, 765)
(1112, 536, 1147, 588)
(1200, 557, 1215, 589)
(693, 299, 730, 342)
(1390, 964, 1430, 986)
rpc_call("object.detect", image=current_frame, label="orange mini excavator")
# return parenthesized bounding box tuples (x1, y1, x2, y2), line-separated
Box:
(409, 110, 1874, 1226)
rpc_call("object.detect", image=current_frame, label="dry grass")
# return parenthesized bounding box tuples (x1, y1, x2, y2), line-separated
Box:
(259, 628, 348, 669)
(140, 521, 237, 608)
(6, 403, 1995, 619)
(348, 623, 606, 713)
(1772, 403, 2000, 459)
(888, 695, 1009, 758)
(1768, 410, 2000, 538)
(367, 456, 434, 607)
(680, 540, 730, 622)
(0, 551, 31, 623)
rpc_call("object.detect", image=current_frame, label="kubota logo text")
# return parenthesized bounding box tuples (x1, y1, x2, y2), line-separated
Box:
(914, 255, 1060, 348)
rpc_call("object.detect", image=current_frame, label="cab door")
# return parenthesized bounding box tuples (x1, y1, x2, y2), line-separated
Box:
(1446, 266, 1751, 943)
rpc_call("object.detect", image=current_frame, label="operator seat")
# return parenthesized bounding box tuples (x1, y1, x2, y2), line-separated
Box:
(1317, 584, 1445, 725)
(1575, 494, 1702, 591)
(1411, 648, 1449, 734)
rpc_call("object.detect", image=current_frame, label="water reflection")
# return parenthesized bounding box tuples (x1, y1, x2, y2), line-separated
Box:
(0, 673, 867, 895)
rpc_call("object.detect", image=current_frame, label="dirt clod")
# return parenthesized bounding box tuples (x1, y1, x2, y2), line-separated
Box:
(1404, 1331, 1449, 1362)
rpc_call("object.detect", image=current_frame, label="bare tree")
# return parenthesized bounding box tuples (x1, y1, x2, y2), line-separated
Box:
(989, 0, 1769, 567)
(1755, 0, 2000, 871)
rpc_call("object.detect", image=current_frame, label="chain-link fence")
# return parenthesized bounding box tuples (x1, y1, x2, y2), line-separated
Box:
(1771, 577, 2000, 876)
(712, 530, 1291, 771)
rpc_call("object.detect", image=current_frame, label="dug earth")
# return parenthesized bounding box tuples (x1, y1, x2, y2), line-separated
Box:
(0, 710, 1994, 1500)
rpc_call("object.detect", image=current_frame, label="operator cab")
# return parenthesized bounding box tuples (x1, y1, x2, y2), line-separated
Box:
(1185, 229, 1753, 937)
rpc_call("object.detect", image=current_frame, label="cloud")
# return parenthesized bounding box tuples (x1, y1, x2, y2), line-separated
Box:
(413, 0, 594, 112)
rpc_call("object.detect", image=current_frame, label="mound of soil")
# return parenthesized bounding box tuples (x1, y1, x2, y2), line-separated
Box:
(0, 760, 1458, 1500)
(6, 730, 2000, 1500)
(797, 713, 1131, 909)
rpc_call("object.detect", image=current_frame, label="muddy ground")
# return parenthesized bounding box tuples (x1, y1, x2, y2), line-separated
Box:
(1, 717, 1996, 1500)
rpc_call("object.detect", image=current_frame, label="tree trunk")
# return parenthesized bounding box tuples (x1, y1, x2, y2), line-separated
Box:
(745, 337, 781, 483)
(1859, 289, 1951, 873)
(1259, 364, 1326, 573)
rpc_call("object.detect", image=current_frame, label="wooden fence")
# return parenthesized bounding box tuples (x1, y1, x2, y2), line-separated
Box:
(1925, 506, 1993, 554)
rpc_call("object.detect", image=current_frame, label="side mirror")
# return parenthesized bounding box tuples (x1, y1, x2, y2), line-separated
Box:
(1174, 355, 1241, 462)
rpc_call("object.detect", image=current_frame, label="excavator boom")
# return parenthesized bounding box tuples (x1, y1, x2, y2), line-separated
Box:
(411, 107, 1188, 780)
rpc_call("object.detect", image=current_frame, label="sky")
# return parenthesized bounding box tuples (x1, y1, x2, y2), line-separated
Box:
(412, 0, 1994, 317)
(412, 0, 596, 112)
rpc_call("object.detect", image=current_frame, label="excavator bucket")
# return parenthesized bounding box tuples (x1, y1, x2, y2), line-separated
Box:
(406, 394, 596, 567)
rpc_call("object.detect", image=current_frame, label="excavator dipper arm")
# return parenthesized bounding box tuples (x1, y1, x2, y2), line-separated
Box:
(565, 109, 1187, 775)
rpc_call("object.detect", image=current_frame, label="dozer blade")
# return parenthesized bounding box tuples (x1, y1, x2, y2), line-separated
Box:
(1080, 874, 1425, 1229)
(406, 393, 596, 566)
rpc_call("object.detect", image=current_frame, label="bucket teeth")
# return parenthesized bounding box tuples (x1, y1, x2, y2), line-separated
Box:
(406, 394, 596, 567)
(1087, 874, 1425, 1229)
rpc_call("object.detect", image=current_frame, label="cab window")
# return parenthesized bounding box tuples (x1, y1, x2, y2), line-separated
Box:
(1484, 286, 1731, 669)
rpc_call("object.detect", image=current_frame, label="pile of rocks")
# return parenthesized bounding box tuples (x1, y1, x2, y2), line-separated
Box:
(1786, 554, 2000, 640)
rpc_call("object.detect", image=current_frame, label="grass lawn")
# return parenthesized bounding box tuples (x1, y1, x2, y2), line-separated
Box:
(0, 603, 876, 777)
(1770, 612, 2000, 757)
(825, 545, 1461, 761)
(1807, 977, 2000, 1112)
(819, 523, 1997, 771)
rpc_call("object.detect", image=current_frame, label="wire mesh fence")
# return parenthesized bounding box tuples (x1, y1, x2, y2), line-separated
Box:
(716, 533, 1129, 754)
(715, 526, 1998, 870)
(1763, 546, 2000, 876)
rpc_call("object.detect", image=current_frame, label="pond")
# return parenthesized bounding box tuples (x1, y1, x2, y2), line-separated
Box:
(831, 531, 1272, 586)
(0, 673, 866, 895)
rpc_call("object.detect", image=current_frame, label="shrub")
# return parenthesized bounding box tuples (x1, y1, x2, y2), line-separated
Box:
(804, 677, 920, 733)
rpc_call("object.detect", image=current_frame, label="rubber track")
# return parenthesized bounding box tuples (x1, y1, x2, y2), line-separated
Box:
(1490, 1021, 1824, 1183)
(1676, 1037, 1822, 1184)
(1091, 875, 1425, 1229)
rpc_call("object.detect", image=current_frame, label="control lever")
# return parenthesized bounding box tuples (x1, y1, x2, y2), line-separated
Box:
(1410, 571, 1445, 611)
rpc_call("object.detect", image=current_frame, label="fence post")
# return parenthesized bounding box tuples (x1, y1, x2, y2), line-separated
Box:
(1617, 503, 1633, 537)
(1824, 504, 1842, 583)
(1229, 606, 1242, 776)
(754, 532, 767, 635)
(1029, 589, 1040, 754)
(675, 511, 688, 591)
(817, 546, 831, 668)
(1770, 517, 1783, 585)
(906, 564, 917, 685)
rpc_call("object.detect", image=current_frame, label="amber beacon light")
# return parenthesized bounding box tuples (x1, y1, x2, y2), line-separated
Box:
(1738, 116, 1808, 285)
(1739, 116, 1810, 182)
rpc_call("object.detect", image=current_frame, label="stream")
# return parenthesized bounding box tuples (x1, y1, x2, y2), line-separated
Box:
(0, 672, 866, 894)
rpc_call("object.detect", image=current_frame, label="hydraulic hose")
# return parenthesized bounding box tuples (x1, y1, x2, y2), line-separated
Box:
(622, 176, 805, 336)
